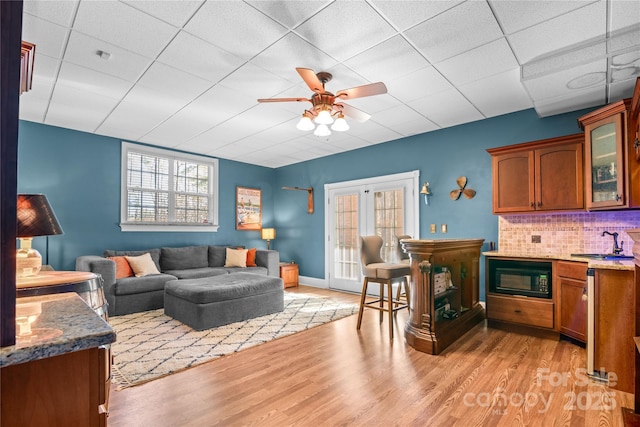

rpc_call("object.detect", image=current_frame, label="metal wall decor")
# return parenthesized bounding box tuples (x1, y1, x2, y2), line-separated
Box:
(450, 176, 476, 200)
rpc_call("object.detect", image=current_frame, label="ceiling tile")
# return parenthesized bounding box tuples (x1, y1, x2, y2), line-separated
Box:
(295, 2, 397, 62)
(74, 1, 179, 58)
(405, 1, 503, 63)
(57, 62, 132, 100)
(386, 66, 455, 103)
(489, 0, 598, 34)
(611, 51, 640, 84)
(458, 69, 533, 118)
(23, 0, 79, 27)
(344, 35, 429, 83)
(137, 62, 211, 102)
(408, 89, 484, 128)
(157, 31, 245, 83)
(46, 84, 120, 132)
(369, 0, 464, 31)
(436, 38, 519, 86)
(121, 0, 204, 27)
(64, 31, 153, 82)
(609, 79, 637, 102)
(609, 0, 640, 31)
(184, 1, 287, 60)
(522, 59, 607, 101)
(369, 104, 427, 129)
(21, 14, 68, 59)
(508, 1, 606, 64)
(18, 55, 59, 123)
(534, 86, 605, 117)
(219, 63, 294, 99)
(250, 33, 338, 82)
(246, 1, 332, 29)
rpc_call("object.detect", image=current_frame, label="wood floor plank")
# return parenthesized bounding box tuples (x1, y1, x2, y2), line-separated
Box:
(108, 286, 633, 426)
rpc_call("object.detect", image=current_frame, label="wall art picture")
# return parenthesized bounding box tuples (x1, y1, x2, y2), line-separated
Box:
(236, 186, 262, 230)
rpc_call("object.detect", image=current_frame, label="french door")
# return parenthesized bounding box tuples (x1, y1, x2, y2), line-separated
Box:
(325, 171, 419, 293)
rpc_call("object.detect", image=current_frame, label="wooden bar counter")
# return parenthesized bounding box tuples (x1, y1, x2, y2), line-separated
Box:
(400, 238, 485, 355)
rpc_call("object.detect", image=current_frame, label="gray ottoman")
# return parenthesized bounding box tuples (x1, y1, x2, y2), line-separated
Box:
(164, 273, 284, 330)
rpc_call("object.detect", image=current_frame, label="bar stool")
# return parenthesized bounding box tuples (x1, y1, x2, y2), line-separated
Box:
(356, 235, 411, 339)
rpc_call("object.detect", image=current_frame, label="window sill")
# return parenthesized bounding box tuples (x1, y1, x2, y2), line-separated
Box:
(119, 223, 220, 232)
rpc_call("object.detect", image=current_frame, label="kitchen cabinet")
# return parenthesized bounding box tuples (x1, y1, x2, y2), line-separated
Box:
(556, 260, 588, 343)
(594, 268, 635, 394)
(487, 133, 584, 214)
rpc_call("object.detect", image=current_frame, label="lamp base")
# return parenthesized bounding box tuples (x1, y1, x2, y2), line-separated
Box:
(16, 238, 42, 278)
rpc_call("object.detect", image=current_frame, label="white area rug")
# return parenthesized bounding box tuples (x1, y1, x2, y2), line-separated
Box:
(109, 292, 358, 388)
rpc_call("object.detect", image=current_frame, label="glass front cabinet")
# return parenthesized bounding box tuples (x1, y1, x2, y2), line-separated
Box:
(579, 99, 635, 210)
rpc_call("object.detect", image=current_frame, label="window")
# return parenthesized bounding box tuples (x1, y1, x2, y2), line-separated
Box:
(120, 142, 219, 232)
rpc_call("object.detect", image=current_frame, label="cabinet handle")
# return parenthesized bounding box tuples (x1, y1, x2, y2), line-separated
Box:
(616, 194, 621, 202)
(530, 202, 535, 208)
(582, 287, 588, 302)
(537, 201, 542, 207)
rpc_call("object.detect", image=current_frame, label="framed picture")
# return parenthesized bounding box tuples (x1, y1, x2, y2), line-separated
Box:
(236, 186, 262, 230)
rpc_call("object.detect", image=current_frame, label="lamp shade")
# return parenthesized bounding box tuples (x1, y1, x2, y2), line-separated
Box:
(261, 228, 276, 240)
(17, 194, 63, 237)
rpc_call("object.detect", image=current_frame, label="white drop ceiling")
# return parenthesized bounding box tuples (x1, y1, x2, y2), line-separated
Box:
(20, 0, 640, 168)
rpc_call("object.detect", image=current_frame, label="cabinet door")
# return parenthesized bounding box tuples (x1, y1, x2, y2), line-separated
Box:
(536, 142, 584, 211)
(584, 114, 625, 209)
(491, 150, 535, 213)
(559, 277, 587, 342)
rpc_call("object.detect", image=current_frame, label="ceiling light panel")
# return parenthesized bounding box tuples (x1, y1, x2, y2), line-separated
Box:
(74, 1, 179, 58)
(295, 2, 396, 62)
(405, 1, 503, 64)
(184, 1, 287, 61)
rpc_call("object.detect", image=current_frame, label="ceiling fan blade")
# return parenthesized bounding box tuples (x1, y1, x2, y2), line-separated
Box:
(296, 67, 324, 93)
(257, 97, 311, 103)
(336, 82, 387, 100)
(337, 103, 371, 123)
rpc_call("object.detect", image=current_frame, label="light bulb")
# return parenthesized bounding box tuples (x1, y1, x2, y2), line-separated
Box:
(331, 115, 349, 131)
(296, 115, 315, 131)
(314, 124, 331, 137)
(314, 108, 334, 125)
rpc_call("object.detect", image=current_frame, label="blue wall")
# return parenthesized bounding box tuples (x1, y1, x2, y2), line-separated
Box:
(18, 107, 592, 300)
(17, 121, 274, 271)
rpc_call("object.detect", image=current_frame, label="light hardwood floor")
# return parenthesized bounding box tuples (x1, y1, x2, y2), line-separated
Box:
(108, 285, 632, 426)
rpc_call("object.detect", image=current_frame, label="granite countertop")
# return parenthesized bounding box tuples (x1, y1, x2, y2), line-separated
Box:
(0, 293, 116, 368)
(482, 251, 636, 271)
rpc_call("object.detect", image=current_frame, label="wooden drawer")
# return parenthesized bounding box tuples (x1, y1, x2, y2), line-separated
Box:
(487, 294, 554, 329)
(556, 260, 587, 280)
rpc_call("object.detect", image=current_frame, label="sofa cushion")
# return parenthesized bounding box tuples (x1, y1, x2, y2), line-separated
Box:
(104, 248, 161, 271)
(126, 253, 162, 277)
(161, 246, 208, 271)
(114, 273, 177, 296)
(246, 248, 257, 267)
(208, 245, 245, 267)
(225, 248, 248, 267)
(107, 256, 133, 279)
(162, 267, 229, 280)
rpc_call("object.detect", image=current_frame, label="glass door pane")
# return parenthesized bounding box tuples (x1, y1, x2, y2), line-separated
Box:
(374, 188, 404, 262)
(590, 122, 618, 204)
(333, 193, 359, 282)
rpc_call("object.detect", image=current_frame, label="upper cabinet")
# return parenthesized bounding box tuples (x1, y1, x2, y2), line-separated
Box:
(487, 134, 584, 214)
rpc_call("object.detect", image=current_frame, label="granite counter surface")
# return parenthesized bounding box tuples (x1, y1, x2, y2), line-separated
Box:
(0, 293, 116, 368)
(482, 251, 635, 271)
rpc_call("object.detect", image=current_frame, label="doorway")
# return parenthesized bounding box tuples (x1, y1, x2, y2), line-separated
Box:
(325, 171, 419, 293)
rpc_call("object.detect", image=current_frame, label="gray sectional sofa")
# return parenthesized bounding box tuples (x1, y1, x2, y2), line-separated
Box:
(76, 245, 279, 316)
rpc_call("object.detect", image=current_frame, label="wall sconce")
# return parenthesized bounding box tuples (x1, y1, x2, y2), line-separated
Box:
(261, 228, 276, 250)
(420, 182, 431, 205)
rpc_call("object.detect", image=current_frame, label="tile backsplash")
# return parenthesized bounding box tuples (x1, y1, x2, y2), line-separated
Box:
(498, 211, 640, 256)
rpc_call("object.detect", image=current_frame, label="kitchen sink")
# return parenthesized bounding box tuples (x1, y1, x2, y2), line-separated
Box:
(570, 253, 635, 260)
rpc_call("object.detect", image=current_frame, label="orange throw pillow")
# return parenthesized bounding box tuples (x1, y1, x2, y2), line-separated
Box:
(246, 248, 257, 267)
(107, 256, 134, 279)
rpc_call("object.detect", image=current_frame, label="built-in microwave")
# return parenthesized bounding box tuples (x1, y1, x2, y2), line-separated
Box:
(488, 259, 552, 299)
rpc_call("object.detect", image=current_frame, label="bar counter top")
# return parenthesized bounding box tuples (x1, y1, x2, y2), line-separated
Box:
(0, 293, 116, 368)
(483, 251, 635, 271)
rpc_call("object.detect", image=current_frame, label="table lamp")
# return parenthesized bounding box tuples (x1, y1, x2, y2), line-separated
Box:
(16, 194, 63, 278)
(261, 228, 276, 250)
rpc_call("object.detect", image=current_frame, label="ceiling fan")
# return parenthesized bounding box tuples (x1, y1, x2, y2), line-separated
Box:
(258, 67, 387, 136)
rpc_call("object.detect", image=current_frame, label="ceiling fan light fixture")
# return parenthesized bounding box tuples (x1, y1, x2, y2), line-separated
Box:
(314, 123, 331, 137)
(314, 107, 334, 125)
(296, 112, 315, 131)
(331, 114, 349, 131)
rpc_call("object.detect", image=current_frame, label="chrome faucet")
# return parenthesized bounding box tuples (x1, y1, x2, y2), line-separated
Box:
(602, 231, 624, 255)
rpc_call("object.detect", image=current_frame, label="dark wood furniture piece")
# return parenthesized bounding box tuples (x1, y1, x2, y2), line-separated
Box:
(487, 133, 584, 214)
(279, 262, 299, 288)
(401, 238, 484, 355)
(557, 260, 588, 343)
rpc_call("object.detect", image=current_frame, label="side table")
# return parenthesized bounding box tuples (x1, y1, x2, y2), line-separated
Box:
(280, 263, 299, 288)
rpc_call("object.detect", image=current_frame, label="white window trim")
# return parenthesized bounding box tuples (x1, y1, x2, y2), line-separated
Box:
(120, 142, 219, 232)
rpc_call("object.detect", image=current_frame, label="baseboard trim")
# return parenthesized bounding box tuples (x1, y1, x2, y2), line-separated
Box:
(298, 276, 327, 289)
